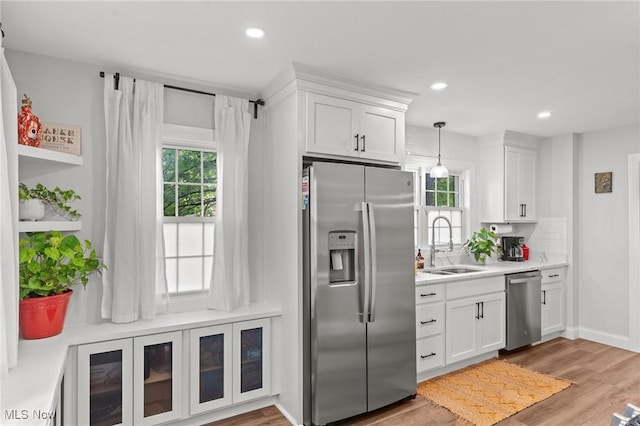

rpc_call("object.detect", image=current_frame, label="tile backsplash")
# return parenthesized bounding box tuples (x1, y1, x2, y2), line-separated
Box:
(514, 217, 568, 261)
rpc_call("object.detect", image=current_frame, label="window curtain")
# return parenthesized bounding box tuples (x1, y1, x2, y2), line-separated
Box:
(0, 48, 19, 376)
(102, 74, 169, 322)
(208, 95, 252, 311)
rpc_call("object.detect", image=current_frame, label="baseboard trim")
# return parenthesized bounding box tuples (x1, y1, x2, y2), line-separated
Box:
(275, 402, 299, 426)
(578, 327, 634, 352)
(562, 327, 579, 340)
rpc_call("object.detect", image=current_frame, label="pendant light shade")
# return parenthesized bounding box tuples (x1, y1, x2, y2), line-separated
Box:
(429, 121, 448, 178)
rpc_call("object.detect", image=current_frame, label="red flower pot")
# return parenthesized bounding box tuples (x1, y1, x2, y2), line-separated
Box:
(19, 290, 73, 339)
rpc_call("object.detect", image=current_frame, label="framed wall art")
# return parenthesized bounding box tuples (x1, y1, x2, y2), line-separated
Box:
(594, 172, 612, 193)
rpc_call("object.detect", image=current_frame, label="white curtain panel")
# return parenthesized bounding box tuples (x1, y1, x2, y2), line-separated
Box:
(0, 48, 19, 376)
(102, 74, 168, 322)
(208, 95, 252, 311)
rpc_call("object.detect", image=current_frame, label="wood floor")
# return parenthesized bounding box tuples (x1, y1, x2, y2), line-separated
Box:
(207, 338, 640, 425)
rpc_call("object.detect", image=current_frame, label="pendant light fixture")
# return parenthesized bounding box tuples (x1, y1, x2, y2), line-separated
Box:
(429, 121, 449, 178)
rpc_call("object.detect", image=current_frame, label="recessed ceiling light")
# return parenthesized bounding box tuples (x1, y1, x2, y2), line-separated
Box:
(537, 111, 552, 119)
(430, 82, 448, 91)
(246, 28, 266, 38)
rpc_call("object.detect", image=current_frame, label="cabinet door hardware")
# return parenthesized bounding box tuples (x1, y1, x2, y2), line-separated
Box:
(548, 274, 560, 278)
(542, 290, 547, 305)
(420, 352, 437, 359)
(420, 319, 437, 325)
(524, 203, 527, 217)
(354, 134, 359, 151)
(480, 301, 484, 319)
(361, 134, 366, 152)
(475, 302, 480, 319)
(420, 292, 437, 297)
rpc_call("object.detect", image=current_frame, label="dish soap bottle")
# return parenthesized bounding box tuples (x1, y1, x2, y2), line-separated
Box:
(416, 249, 425, 269)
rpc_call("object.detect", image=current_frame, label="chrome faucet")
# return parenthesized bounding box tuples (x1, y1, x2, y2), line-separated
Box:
(430, 215, 454, 267)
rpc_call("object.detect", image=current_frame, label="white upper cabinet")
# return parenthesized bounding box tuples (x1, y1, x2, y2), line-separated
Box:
(263, 63, 415, 165)
(479, 130, 541, 223)
(305, 93, 405, 163)
(504, 146, 537, 221)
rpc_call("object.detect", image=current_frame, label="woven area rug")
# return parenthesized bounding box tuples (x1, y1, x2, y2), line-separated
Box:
(417, 359, 571, 426)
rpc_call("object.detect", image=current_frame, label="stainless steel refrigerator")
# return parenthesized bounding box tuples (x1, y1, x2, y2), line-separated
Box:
(302, 161, 416, 426)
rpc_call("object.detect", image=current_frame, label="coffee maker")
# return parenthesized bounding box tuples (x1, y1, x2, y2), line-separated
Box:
(501, 236, 525, 262)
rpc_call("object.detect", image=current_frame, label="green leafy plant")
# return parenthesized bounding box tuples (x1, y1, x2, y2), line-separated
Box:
(19, 231, 106, 300)
(19, 183, 81, 219)
(463, 227, 502, 264)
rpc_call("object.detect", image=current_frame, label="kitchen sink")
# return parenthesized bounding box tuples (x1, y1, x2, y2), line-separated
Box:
(421, 265, 485, 275)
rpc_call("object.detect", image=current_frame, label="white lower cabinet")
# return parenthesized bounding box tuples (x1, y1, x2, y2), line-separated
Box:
(77, 331, 182, 426)
(415, 283, 445, 373)
(77, 339, 134, 426)
(445, 278, 505, 365)
(188, 318, 271, 414)
(75, 318, 271, 425)
(541, 268, 566, 335)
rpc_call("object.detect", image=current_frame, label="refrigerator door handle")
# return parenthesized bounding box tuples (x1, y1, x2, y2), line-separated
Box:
(360, 201, 371, 323)
(368, 202, 377, 322)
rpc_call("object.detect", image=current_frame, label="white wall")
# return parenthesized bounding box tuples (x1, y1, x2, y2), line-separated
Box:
(578, 124, 639, 347)
(533, 133, 578, 331)
(7, 49, 265, 324)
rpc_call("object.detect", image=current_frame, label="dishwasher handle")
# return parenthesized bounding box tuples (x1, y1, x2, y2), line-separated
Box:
(509, 278, 534, 285)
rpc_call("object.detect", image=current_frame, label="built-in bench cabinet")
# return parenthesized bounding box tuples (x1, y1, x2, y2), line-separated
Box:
(445, 276, 506, 365)
(541, 267, 566, 336)
(68, 318, 271, 426)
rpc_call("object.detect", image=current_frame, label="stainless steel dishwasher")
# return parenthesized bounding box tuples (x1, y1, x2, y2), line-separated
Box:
(505, 270, 542, 350)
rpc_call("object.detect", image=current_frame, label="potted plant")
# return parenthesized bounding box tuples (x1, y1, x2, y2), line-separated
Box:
(18, 230, 105, 339)
(18, 182, 81, 221)
(463, 227, 502, 264)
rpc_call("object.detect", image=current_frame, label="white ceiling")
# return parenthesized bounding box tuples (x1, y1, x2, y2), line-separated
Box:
(2, 1, 639, 138)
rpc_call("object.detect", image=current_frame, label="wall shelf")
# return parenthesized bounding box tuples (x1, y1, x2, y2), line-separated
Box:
(18, 220, 82, 233)
(18, 144, 83, 179)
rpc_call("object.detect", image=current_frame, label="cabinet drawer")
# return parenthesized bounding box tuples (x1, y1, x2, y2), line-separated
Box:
(542, 268, 566, 284)
(446, 276, 504, 300)
(415, 284, 445, 304)
(416, 302, 445, 339)
(416, 335, 445, 372)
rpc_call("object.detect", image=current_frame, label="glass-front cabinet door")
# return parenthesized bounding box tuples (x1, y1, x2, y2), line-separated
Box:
(133, 331, 183, 425)
(189, 324, 233, 414)
(77, 339, 133, 426)
(232, 318, 271, 403)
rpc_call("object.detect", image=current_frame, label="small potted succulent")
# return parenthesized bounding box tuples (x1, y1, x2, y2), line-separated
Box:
(18, 182, 81, 221)
(463, 227, 502, 264)
(18, 231, 105, 339)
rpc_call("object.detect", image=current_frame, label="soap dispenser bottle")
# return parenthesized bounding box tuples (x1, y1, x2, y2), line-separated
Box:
(416, 249, 425, 269)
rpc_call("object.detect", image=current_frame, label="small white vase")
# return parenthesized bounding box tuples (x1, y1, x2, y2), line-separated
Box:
(19, 199, 45, 221)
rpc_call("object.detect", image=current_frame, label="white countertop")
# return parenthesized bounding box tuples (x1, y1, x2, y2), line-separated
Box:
(0, 303, 281, 426)
(415, 259, 569, 285)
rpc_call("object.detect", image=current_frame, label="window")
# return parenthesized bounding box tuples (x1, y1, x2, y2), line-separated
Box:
(161, 124, 216, 295)
(405, 160, 468, 251)
(425, 174, 463, 246)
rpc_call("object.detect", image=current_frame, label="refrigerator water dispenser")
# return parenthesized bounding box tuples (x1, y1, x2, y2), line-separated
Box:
(328, 231, 356, 284)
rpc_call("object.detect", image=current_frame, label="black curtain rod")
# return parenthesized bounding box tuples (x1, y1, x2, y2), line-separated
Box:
(99, 71, 265, 119)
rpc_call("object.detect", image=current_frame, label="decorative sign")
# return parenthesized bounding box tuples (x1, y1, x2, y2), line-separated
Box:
(595, 172, 612, 193)
(40, 122, 82, 155)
